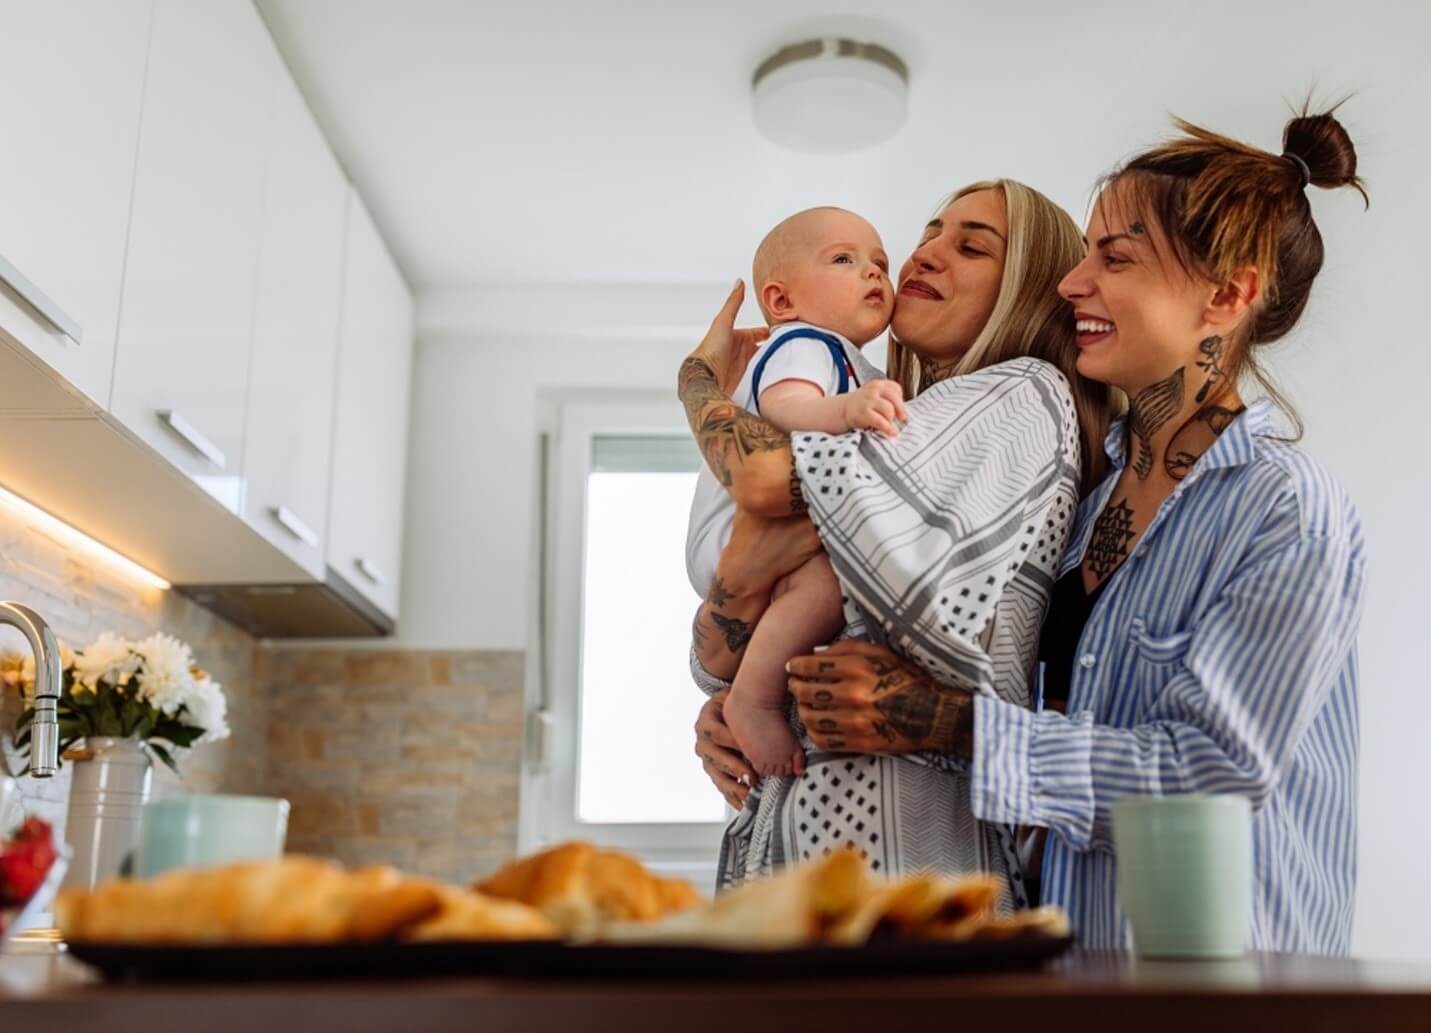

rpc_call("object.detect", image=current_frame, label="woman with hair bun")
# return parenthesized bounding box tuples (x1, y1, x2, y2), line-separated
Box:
(783, 106, 1370, 953)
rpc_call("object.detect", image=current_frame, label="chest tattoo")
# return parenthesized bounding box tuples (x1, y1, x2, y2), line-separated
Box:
(1086, 499, 1137, 582)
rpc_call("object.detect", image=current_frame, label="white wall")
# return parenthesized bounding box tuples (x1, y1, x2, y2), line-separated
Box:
(399, 284, 719, 649)
(400, 71, 1431, 960)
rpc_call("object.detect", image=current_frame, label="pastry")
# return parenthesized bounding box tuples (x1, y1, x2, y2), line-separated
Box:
(402, 884, 558, 942)
(475, 841, 704, 936)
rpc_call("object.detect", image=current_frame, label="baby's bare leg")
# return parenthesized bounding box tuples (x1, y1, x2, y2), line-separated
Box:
(724, 552, 846, 777)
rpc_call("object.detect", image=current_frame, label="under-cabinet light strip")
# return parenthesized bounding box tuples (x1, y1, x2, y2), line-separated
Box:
(0, 485, 171, 592)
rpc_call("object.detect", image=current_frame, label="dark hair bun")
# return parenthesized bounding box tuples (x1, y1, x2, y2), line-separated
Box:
(1283, 106, 1368, 206)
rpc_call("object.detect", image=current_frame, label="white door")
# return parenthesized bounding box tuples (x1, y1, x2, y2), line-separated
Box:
(326, 190, 413, 617)
(0, 0, 152, 411)
(241, 59, 347, 578)
(524, 396, 727, 886)
(109, 0, 276, 511)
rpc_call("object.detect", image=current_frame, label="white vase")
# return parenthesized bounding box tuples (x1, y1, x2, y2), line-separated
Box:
(62, 737, 152, 890)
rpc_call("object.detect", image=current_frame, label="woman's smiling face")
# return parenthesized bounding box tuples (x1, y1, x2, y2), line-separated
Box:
(1057, 181, 1220, 395)
(891, 189, 1008, 364)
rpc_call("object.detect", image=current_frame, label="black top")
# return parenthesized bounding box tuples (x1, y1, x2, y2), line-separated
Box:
(1037, 569, 1107, 712)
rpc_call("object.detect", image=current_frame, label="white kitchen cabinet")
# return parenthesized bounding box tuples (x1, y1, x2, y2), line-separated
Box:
(241, 60, 347, 579)
(108, 0, 276, 511)
(0, 0, 152, 412)
(327, 191, 414, 617)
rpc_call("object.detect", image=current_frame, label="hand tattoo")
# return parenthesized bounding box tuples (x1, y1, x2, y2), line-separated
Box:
(679, 357, 799, 510)
(872, 664, 976, 760)
(1194, 336, 1226, 404)
(1129, 367, 1186, 479)
(710, 611, 753, 653)
(1086, 498, 1136, 583)
(863, 654, 908, 695)
(1165, 404, 1245, 481)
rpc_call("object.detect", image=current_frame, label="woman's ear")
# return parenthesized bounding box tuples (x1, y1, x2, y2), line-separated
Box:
(761, 280, 797, 322)
(1204, 265, 1260, 329)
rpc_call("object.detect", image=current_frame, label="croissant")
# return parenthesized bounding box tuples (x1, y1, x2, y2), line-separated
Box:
(474, 841, 704, 937)
(55, 857, 550, 945)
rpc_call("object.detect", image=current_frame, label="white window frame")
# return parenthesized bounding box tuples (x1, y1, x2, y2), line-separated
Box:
(519, 392, 726, 883)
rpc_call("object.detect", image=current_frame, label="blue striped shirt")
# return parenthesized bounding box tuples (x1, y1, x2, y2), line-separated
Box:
(971, 399, 1367, 954)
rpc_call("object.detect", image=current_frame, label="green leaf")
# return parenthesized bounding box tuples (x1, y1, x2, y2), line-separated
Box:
(147, 742, 180, 776)
(160, 724, 202, 749)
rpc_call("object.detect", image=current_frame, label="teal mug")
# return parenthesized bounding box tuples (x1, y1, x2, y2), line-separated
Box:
(1111, 794, 1252, 958)
(136, 794, 290, 878)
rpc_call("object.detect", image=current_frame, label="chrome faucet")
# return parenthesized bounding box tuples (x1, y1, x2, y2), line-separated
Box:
(0, 603, 61, 778)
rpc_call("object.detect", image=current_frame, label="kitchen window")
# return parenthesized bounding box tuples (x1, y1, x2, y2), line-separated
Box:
(522, 396, 727, 884)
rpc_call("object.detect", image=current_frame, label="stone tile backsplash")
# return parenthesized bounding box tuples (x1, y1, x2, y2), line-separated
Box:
(264, 647, 523, 884)
(0, 506, 522, 883)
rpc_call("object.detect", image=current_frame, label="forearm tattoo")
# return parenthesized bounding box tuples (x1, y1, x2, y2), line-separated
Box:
(1128, 367, 1186, 479)
(1165, 404, 1245, 481)
(1194, 335, 1226, 404)
(709, 611, 754, 653)
(678, 357, 802, 511)
(1086, 498, 1136, 583)
(706, 576, 734, 608)
(788, 466, 808, 515)
(691, 608, 710, 653)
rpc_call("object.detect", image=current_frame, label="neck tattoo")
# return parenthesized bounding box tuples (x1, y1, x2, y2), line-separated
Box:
(1128, 367, 1186, 479)
(1165, 404, 1245, 481)
(1194, 335, 1226, 404)
(917, 355, 960, 389)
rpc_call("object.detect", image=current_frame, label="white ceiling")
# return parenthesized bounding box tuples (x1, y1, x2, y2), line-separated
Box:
(257, 0, 1419, 292)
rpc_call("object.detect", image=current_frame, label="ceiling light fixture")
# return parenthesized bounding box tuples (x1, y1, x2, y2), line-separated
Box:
(751, 38, 908, 154)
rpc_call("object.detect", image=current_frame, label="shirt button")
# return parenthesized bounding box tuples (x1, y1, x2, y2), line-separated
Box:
(1079, 653, 1097, 670)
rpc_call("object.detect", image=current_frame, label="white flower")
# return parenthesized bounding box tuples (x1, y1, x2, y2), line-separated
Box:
(185, 674, 230, 744)
(73, 633, 139, 692)
(133, 633, 196, 716)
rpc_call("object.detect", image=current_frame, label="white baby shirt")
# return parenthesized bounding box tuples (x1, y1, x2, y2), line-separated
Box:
(684, 321, 883, 594)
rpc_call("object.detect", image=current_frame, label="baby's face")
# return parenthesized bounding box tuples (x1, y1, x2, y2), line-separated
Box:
(776, 211, 894, 346)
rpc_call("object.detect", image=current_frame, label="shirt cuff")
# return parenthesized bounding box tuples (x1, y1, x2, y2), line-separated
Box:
(971, 696, 1096, 848)
(689, 643, 732, 699)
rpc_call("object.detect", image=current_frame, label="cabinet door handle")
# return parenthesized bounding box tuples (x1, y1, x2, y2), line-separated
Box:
(0, 250, 83, 345)
(157, 410, 226, 469)
(272, 505, 318, 546)
(355, 556, 386, 586)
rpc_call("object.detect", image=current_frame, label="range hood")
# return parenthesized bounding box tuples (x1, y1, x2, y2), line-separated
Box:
(176, 568, 393, 638)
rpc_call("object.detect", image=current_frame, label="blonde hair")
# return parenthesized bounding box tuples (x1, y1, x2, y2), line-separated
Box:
(887, 179, 1113, 494)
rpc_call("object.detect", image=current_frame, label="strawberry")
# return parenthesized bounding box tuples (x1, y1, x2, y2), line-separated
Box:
(0, 818, 56, 907)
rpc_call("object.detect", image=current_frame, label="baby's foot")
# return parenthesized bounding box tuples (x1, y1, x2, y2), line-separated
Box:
(725, 693, 806, 777)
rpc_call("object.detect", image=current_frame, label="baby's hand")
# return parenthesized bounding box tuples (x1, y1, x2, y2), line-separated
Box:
(842, 380, 907, 437)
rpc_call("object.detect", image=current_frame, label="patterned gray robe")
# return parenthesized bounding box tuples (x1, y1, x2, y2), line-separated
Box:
(692, 356, 1082, 902)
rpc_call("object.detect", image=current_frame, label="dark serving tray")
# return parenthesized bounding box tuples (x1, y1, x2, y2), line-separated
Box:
(67, 933, 1074, 984)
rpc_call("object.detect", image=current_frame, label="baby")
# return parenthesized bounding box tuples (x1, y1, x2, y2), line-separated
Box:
(686, 207, 906, 776)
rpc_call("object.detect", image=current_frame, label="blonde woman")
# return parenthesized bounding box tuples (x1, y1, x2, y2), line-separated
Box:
(681, 181, 1112, 897)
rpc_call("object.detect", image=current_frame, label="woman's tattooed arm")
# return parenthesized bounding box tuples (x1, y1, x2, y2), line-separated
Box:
(678, 357, 805, 515)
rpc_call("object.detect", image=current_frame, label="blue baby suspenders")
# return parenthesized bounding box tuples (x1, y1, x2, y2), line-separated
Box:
(748, 328, 861, 415)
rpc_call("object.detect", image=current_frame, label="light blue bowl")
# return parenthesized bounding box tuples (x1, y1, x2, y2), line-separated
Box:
(136, 794, 289, 878)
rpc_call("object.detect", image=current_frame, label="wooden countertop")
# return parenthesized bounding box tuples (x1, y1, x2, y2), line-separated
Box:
(3, 949, 1431, 1032)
